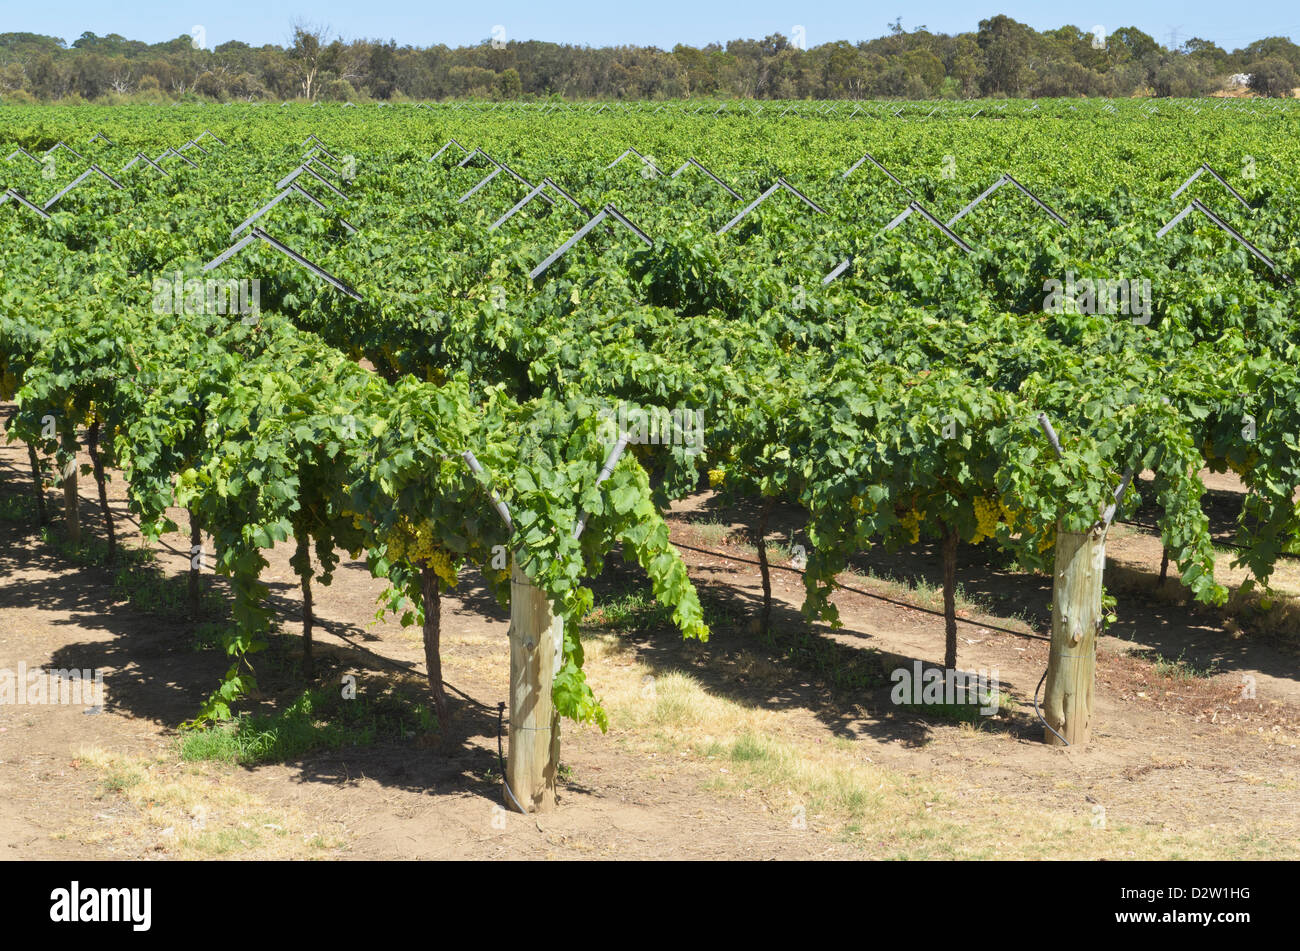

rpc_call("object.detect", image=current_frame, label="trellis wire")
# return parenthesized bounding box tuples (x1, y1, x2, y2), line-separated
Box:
(231, 183, 356, 238)
(43, 165, 125, 210)
(669, 157, 743, 199)
(529, 204, 652, 280)
(1170, 163, 1252, 212)
(840, 152, 915, 196)
(0, 188, 52, 220)
(203, 226, 363, 300)
(716, 177, 825, 235)
(883, 201, 975, 253)
(1156, 198, 1284, 279)
(945, 172, 1068, 228)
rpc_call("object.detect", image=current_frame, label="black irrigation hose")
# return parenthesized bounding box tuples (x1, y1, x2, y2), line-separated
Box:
(440, 678, 494, 711)
(7, 478, 530, 803)
(1033, 664, 1070, 746)
(436, 680, 524, 812)
(681, 536, 1072, 735)
(496, 702, 526, 814)
(77, 522, 513, 792)
(21, 502, 521, 807)
(671, 540, 1051, 642)
(438, 681, 524, 812)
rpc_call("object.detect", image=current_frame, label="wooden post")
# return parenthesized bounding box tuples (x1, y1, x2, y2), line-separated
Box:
(61, 453, 80, 545)
(505, 558, 563, 813)
(1043, 522, 1106, 746)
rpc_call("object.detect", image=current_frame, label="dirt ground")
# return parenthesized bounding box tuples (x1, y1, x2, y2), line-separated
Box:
(0, 428, 1296, 860)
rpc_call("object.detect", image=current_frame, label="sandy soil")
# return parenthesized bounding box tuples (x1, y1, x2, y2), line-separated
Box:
(1, 430, 1296, 859)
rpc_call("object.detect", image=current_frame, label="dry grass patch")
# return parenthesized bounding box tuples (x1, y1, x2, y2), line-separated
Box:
(578, 632, 1298, 858)
(60, 747, 349, 859)
(582, 634, 946, 839)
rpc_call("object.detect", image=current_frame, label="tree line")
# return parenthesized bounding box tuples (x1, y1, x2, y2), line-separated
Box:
(1, 15, 1298, 103)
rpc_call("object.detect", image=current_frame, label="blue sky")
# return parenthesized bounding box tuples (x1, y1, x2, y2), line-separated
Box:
(5, 1, 1298, 51)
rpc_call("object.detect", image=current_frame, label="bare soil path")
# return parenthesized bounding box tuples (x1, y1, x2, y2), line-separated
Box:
(1, 433, 1295, 859)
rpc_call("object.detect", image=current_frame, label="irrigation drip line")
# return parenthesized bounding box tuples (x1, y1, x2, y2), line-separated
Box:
(17, 494, 514, 756)
(435, 681, 522, 813)
(1033, 665, 1070, 746)
(440, 678, 495, 711)
(497, 702, 526, 813)
(669, 540, 1050, 642)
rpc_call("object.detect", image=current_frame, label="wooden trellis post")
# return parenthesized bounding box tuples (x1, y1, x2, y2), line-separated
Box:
(1042, 524, 1106, 746)
(1037, 414, 1133, 748)
(505, 561, 564, 812)
(466, 434, 628, 813)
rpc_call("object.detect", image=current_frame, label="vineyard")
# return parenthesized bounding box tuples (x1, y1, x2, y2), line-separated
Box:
(2, 98, 1299, 859)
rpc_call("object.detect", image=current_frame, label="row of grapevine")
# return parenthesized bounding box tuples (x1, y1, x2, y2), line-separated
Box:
(4, 102, 1299, 790)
